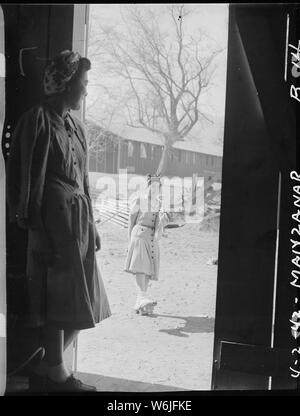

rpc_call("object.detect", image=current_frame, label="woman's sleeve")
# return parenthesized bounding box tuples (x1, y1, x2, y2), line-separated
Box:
(75, 119, 92, 202)
(83, 155, 92, 201)
(128, 196, 139, 239)
(6, 107, 44, 227)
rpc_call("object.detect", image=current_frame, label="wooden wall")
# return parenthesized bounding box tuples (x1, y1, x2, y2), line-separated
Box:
(89, 139, 223, 179)
(212, 4, 298, 390)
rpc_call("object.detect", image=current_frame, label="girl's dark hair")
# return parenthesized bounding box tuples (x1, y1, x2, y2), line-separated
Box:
(78, 57, 91, 73)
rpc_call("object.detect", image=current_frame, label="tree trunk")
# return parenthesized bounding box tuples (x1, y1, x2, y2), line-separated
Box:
(156, 141, 172, 176)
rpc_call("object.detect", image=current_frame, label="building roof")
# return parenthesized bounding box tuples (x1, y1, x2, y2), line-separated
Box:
(86, 118, 223, 157)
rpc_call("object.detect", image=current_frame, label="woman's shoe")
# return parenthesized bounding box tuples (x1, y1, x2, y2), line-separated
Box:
(137, 305, 153, 315)
(135, 298, 157, 315)
(46, 374, 97, 393)
(141, 303, 156, 315)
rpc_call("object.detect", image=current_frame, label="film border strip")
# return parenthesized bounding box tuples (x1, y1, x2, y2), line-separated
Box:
(289, 171, 300, 381)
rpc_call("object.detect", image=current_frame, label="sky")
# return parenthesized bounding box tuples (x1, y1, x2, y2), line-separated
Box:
(86, 3, 229, 154)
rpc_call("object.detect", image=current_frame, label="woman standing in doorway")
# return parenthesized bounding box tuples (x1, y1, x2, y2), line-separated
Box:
(124, 174, 170, 315)
(7, 50, 111, 392)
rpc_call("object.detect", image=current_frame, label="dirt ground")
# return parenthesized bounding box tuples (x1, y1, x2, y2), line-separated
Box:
(76, 216, 219, 391)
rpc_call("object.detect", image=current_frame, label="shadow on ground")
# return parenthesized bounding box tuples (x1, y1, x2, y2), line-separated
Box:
(76, 372, 188, 392)
(143, 314, 215, 337)
(5, 372, 188, 394)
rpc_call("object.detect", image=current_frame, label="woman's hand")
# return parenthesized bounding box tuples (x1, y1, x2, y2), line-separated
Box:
(95, 227, 101, 251)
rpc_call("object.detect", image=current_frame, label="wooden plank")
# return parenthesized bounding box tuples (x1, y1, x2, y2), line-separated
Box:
(103, 200, 129, 209)
(98, 209, 128, 222)
(235, 4, 298, 391)
(272, 7, 299, 391)
(212, 5, 279, 390)
(96, 202, 129, 212)
(219, 341, 292, 378)
(98, 214, 128, 228)
(98, 209, 128, 220)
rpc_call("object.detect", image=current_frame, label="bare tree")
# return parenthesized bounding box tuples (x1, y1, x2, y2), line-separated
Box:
(88, 4, 223, 175)
(85, 119, 118, 167)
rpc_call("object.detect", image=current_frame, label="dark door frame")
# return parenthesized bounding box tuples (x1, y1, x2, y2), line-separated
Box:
(212, 4, 299, 390)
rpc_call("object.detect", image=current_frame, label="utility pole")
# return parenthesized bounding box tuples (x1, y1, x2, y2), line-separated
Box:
(117, 138, 121, 173)
(116, 138, 121, 200)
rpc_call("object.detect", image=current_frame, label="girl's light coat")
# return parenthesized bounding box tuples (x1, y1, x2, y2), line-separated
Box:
(124, 194, 169, 280)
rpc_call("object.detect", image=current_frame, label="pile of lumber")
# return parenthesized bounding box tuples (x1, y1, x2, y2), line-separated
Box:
(91, 187, 221, 230)
(93, 198, 129, 228)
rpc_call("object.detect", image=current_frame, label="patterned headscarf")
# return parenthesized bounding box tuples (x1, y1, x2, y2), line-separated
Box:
(43, 50, 81, 96)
